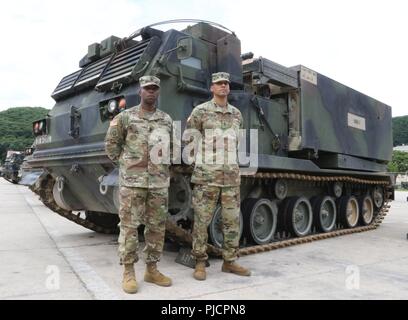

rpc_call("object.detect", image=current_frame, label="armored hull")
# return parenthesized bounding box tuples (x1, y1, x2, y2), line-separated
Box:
(24, 21, 394, 254)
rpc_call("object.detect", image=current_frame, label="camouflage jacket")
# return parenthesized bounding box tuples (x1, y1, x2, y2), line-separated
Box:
(105, 105, 173, 188)
(186, 99, 243, 187)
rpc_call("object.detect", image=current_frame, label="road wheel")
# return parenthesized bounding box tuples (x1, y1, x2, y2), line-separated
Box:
(337, 196, 359, 228)
(242, 198, 278, 244)
(282, 197, 313, 237)
(359, 195, 374, 225)
(372, 186, 384, 209)
(311, 196, 337, 232)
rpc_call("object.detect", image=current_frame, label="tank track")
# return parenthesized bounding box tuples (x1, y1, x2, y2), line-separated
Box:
(30, 173, 118, 234)
(29, 172, 391, 257)
(3, 175, 19, 184)
(166, 170, 392, 257)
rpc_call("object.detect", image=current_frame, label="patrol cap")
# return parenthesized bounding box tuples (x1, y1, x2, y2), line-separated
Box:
(212, 72, 230, 83)
(139, 75, 160, 88)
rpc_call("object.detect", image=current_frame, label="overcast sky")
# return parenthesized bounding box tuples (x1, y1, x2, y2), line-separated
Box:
(0, 0, 407, 116)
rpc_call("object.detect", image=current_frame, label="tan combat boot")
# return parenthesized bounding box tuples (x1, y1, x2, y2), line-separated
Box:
(193, 261, 206, 281)
(222, 261, 251, 276)
(144, 262, 172, 287)
(122, 264, 138, 294)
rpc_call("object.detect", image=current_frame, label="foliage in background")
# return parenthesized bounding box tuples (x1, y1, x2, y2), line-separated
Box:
(393, 116, 408, 146)
(387, 150, 408, 173)
(0, 107, 49, 163)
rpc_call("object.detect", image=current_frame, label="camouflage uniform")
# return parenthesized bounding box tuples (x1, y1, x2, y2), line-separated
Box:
(117, 186, 168, 264)
(187, 72, 243, 262)
(105, 83, 172, 264)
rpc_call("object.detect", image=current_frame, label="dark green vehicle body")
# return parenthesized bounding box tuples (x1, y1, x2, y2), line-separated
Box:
(24, 22, 393, 243)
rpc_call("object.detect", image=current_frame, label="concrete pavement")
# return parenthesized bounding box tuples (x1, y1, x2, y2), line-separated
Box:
(0, 178, 407, 300)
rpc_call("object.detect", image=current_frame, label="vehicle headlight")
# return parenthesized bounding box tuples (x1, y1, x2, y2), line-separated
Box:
(108, 100, 118, 113)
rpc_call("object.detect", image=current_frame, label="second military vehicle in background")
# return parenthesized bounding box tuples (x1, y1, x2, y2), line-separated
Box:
(1, 150, 25, 184)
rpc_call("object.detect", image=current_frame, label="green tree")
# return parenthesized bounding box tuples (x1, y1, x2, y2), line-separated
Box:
(0, 107, 49, 163)
(387, 150, 408, 173)
(393, 116, 408, 146)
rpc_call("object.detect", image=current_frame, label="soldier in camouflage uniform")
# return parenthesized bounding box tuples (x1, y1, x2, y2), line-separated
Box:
(105, 75, 172, 294)
(186, 72, 251, 281)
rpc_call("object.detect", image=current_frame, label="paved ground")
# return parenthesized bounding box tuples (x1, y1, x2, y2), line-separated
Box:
(0, 178, 407, 300)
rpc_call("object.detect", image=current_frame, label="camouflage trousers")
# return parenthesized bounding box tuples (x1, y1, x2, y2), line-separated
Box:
(118, 186, 168, 265)
(191, 184, 240, 262)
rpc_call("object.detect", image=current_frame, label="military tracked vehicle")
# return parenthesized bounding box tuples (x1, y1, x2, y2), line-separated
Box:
(23, 20, 394, 256)
(1, 151, 25, 184)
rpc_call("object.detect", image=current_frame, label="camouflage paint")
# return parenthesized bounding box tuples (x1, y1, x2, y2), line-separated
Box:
(297, 67, 392, 162)
(27, 22, 393, 216)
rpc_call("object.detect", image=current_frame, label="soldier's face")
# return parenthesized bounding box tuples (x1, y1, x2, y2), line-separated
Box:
(211, 81, 230, 98)
(140, 85, 160, 105)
